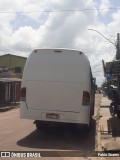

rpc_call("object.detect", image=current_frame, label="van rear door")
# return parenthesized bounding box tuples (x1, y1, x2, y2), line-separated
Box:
(25, 49, 88, 113)
(26, 81, 83, 112)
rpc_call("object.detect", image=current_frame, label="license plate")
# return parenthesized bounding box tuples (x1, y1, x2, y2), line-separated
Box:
(46, 113, 59, 119)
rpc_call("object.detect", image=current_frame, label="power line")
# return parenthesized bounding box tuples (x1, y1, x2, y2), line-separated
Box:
(0, 7, 120, 13)
(0, 42, 115, 47)
(0, 46, 114, 53)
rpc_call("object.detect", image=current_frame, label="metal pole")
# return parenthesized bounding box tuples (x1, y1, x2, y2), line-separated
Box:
(88, 29, 116, 47)
(116, 33, 120, 90)
(116, 33, 120, 60)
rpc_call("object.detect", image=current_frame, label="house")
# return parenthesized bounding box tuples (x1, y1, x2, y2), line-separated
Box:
(0, 54, 27, 78)
(0, 78, 21, 107)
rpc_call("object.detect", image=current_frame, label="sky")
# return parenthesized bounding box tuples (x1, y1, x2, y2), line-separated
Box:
(0, 0, 120, 86)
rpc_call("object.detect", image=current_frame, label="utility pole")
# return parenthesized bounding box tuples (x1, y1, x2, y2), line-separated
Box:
(116, 33, 120, 90)
(116, 33, 120, 60)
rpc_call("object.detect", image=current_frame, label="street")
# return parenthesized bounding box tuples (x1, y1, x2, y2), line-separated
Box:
(0, 94, 101, 157)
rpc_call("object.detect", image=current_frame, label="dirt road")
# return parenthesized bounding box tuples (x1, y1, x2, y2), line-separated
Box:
(0, 94, 101, 158)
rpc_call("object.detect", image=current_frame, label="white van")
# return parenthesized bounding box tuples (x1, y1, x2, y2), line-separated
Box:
(20, 49, 95, 130)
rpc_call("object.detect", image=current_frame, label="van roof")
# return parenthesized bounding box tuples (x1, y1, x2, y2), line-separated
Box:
(32, 48, 84, 55)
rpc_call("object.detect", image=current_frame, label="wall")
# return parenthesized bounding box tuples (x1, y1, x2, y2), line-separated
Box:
(0, 54, 27, 77)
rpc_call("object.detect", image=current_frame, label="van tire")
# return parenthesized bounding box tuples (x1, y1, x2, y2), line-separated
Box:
(82, 124, 90, 132)
(83, 115, 92, 132)
(36, 123, 41, 130)
(34, 120, 47, 130)
(36, 123, 48, 130)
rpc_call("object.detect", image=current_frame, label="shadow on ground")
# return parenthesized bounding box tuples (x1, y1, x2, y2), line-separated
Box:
(107, 116, 120, 136)
(17, 120, 96, 152)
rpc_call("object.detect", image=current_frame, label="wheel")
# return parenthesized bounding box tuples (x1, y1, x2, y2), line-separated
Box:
(109, 102, 116, 116)
(34, 120, 48, 130)
(36, 123, 41, 130)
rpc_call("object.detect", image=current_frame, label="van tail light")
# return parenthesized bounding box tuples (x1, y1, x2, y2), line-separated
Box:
(20, 87, 26, 101)
(82, 91, 90, 106)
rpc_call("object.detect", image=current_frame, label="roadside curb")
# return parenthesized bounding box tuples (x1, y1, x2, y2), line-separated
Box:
(98, 95, 120, 152)
(100, 106, 109, 108)
(0, 105, 19, 112)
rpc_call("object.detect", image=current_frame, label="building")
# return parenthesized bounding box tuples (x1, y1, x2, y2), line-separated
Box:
(0, 78, 21, 107)
(0, 54, 27, 78)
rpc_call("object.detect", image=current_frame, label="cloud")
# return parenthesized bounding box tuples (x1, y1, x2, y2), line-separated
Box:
(0, 0, 120, 86)
(3, 0, 97, 53)
(107, 10, 120, 35)
(99, 0, 110, 16)
(0, 0, 50, 20)
(36, 0, 98, 49)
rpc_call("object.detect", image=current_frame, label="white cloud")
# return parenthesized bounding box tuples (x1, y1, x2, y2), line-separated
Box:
(0, 0, 50, 20)
(107, 10, 120, 35)
(0, 0, 120, 86)
(99, 0, 110, 16)
(35, 0, 98, 49)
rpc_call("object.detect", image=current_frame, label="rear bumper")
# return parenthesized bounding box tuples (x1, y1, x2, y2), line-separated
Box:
(20, 101, 90, 125)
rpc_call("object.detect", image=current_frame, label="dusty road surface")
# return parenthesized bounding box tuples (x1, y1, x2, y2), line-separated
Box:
(0, 94, 101, 158)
